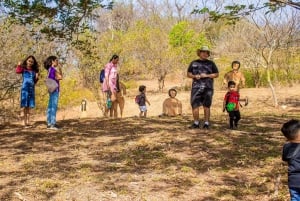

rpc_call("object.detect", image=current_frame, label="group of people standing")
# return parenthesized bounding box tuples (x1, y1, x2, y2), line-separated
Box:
(15, 51, 300, 200)
(187, 46, 247, 130)
(16, 55, 62, 130)
(15, 47, 248, 130)
(101, 46, 247, 130)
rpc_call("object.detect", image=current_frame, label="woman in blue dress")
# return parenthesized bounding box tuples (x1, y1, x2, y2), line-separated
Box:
(16, 55, 39, 127)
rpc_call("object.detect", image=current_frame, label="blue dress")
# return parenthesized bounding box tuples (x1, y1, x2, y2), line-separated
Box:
(20, 70, 36, 108)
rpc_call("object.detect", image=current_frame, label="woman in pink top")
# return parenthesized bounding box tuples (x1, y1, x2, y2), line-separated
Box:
(102, 55, 119, 116)
(102, 54, 119, 94)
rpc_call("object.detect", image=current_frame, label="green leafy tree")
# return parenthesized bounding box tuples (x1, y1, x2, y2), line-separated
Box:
(193, 1, 300, 24)
(169, 21, 210, 88)
(0, 0, 113, 40)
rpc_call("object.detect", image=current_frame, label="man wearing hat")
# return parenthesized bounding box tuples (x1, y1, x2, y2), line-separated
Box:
(187, 46, 219, 129)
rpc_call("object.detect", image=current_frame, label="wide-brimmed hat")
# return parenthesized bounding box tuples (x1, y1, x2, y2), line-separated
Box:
(198, 46, 210, 52)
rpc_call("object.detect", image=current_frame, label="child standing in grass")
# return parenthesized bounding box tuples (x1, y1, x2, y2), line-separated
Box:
(44, 56, 63, 130)
(282, 119, 300, 201)
(136, 85, 150, 117)
(223, 81, 248, 129)
(16, 55, 39, 128)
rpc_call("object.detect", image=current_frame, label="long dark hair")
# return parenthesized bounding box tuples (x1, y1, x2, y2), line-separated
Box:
(44, 56, 57, 70)
(22, 55, 39, 73)
(109, 54, 119, 62)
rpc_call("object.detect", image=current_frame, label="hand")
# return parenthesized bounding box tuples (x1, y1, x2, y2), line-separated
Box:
(200, 73, 208, 78)
(18, 61, 21, 66)
(195, 74, 201, 79)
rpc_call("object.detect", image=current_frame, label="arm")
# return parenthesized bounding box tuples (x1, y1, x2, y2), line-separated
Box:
(120, 82, 126, 95)
(146, 97, 151, 106)
(162, 100, 167, 114)
(34, 72, 39, 84)
(16, 62, 23, 74)
(200, 73, 219, 79)
(104, 64, 112, 90)
(55, 66, 63, 80)
(178, 100, 182, 115)
(240, 72, 246, 88)
(223, 73, 229, 87)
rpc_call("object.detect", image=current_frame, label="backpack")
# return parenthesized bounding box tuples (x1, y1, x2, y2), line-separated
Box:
(99, 69, 105, 83)
(135, 95, 140, 104)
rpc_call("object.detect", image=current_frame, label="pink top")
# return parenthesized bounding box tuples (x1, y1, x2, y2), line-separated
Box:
(102, 62, 118, 92)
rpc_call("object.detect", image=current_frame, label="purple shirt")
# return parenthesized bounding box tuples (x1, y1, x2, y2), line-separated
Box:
(48, 67, 60, 92)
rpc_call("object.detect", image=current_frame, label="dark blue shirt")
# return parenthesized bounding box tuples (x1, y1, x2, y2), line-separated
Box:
(187, 59, 219, 89)
(282, 143, 300, 190)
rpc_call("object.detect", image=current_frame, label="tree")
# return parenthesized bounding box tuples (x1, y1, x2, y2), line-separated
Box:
(193, 0, 300, 24)
(0, 0, 113, 40)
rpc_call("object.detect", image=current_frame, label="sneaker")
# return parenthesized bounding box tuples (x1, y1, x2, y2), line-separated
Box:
(48, 125, 59, 130)
(189, 123, 200, 129)
(203, 124, 209, 129)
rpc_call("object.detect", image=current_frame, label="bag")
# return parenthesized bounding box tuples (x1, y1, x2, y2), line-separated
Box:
(226, 102, 236, 112)
(45, 78, 58, 93)
(99, 69, 105, 83)
(135, 95, 140, 104)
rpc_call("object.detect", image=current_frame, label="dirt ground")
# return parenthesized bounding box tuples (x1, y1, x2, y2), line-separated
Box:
(1, 83, 300, 201)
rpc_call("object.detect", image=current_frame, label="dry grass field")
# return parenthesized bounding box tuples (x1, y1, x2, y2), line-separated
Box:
(1, 82, 300, 201)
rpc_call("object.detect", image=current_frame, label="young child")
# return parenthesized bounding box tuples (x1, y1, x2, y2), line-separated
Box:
(136, 85, 150, 117)
(44, 56, 63, 130)
(282, 119, 300, 200)
(223, 81, 248, 129)
(16, 55, 39, 128)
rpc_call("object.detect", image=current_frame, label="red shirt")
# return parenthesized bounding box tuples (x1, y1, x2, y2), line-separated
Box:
(224, 91, 240, 110)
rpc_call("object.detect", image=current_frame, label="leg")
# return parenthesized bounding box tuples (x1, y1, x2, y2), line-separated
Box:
(192, 107, 200, 122)
(118, 97, 125, 118)
(112, 101, 118, 118)
(229, 112, 234, 129)
(23, 107, 28, 126)
(203, 89, 213, 128)
(234, 111, 241, 127)
(203, 106, 210, 123)
(47, 91, 59, 126)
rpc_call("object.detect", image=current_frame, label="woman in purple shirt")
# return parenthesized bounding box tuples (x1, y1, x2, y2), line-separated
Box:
(44, 56, 63, 130)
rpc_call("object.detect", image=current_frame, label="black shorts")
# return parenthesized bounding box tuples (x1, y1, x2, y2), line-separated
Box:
(190, 88, 213, 109)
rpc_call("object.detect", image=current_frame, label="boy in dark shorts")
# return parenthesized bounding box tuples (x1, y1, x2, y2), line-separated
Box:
(187, 46, 219, 129)
(282, 119, 300, 201)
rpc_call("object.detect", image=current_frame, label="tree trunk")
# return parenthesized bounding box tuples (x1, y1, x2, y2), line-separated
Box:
(267, 68, 278, 107)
